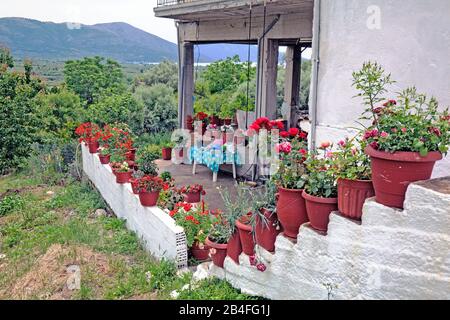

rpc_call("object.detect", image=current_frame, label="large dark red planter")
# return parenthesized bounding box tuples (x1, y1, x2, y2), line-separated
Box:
(226, 231, 242, 264)
(130, 178, 140, 194)
(190, 241, 210, 261)
(98, 154, 110, 164)
(205, 237, 227, 268)
(255, 208, 280, 252)
(184, 192, 201, 203)
(223, 118, 232, 125)
(115, 171, 132, 184)
(209, 115, 220, 125)
(276, 187, 308, 240)
(88, 140, 99, 153)
(235, 219, 255, 256)
(337, 178, 375, 220)
(365, 146, 442, 209)
(162, 147, 172, 160)
(139, 191, 160, 207)
(302, 191, 338, 232)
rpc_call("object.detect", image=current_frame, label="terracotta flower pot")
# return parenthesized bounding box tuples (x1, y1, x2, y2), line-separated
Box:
(205, 237, 227, 268)
(184, 191, 201, 203)
(209, 115, 220, 126)
(226, 231, 242, 264)
(115, 171, 132, 184)
(190, 241, 210, 261)
(138, 191, 160, 207)
(186, 118, 194, 131)
(130, 178, 140, 194)
(235, 218, 255, 256)
(337, 178, 375, 220)
(88, 140, 99, 153)
(255, 208, 281, 252)
(223, 118, 232, 125)
(302, 191, 338, 232)
(98, 154, 110, 164)
(162, 147, 172, 160)
(276, 187, 308, 240)
(365, 146, 442, 209)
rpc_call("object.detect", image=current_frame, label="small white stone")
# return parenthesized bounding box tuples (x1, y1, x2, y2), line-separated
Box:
(0, 254, 6, 260)
(170, 290, 180, 299)
(94, 209, 107, 217)
(46, 191, 55, 195)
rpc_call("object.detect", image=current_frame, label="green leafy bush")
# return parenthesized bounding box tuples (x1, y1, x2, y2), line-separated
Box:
(0, 193, 25, 216)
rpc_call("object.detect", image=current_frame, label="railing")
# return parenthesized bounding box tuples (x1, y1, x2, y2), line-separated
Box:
(157, 0, 203, 6)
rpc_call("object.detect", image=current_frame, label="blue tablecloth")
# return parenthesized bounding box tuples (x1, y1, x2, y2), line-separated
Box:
(189, 144, 241, 173)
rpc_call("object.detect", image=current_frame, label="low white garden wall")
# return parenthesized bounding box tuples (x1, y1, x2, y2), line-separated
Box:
(207, 178, 450, 300)
(81, 144, 188, 268)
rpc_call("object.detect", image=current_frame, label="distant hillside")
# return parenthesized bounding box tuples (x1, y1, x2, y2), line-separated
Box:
(0, 17, 265, 63)
(0, 17, 178, 63)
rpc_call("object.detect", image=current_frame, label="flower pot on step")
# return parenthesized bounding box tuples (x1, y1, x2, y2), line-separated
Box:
(98, 154, 110, 164)
(138, 191, 160, 207)
(130, 178, 139, 195)
(115, 171, 132, 184)
(184, 191, 201, 203)
(190, 241, 210, 261)
(226, 231, 242, 264)
(365, 146, 442, 209)
(88, 140, 99, 153)
(337, 178, 374, 220)
(302, 191, 338, 232)
(255, 208, 281, 252)
(276, 187, 308, 240)
(205, 237, 227, 268)
(235, 218, 254, 256)
(162, 147, 172, 160)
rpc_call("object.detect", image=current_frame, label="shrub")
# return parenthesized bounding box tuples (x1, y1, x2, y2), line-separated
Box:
(0, 193, 25, 216)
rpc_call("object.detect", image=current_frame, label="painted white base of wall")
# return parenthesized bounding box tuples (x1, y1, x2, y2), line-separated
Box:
(205, 178, 450, 299)
(315, 125, 450, 179)
(81, 145, 188, 268)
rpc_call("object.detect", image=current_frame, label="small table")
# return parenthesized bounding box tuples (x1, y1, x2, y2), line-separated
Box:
(189, 144, 240, 182)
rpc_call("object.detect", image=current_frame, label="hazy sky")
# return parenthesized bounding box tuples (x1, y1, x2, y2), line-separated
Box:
(0, 0, 178, 43)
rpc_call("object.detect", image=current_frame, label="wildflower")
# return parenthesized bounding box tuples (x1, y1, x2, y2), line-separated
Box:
(391, 128, 398, 133)
(325, 150, 334, 158)
(428, 127, 442, 137)
(280, 131, 289, 138)
(298, 131, 308, 139)
(288, 127, 299, 137)
(369, 141, 379, 150)
(380, 131, 389, 138)
(337, 140, 346, 147)
(401, 127, 407, 133)
(319, 141, 331, 149)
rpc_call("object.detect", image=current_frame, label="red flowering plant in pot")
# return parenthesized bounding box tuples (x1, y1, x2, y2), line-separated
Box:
(353, 62, 449, 208)
(137, 176, 167, 207)
(334, 137, 374, 220)
(75, 122, 101, 153)
(130, 170, 144, 194)
(169, 202, 214, 261)
(218, 185, 253, 264)
(193, 111, 209, 135)
(179, 184, 206, 203)
(272, 137, 309, 240)
(161, 142, 174, 161)
(303, 144, 338, 233)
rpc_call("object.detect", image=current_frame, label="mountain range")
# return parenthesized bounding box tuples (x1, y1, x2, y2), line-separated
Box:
(0, 17, 258, 63)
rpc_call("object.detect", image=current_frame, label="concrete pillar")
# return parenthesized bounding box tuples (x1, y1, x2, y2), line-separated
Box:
(284, 45, 302, 128)
(257, 38, 279, 120)
(179, 42, 194, 129)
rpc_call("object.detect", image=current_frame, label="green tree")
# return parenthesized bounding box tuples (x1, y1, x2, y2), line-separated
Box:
(133, 83, 178, 134)
(63, 56, 126, 105)
(135, 60, 178, 92)
(0, 51, 45, 172)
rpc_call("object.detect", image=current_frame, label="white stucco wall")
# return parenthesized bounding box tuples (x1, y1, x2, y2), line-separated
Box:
(81, 145, 188, 268)
(313, 0, 450, 177)
(206, 178, 450, 299)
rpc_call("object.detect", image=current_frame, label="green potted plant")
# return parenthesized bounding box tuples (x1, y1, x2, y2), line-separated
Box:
(169, 202, 214, 261)
(334, 137, 374, 220)
(219, 185, 252, 264)
(205, 215, 232, 268)
(179, 184, 206, 203)
(161, 142, 174, 161)
(98, 145, 111, 164)
(273, 137, 309, 240)
(303, 144, 338, 233)
(250, 180, 281, 253)
(136, 145, 160, 177)
(138, 176, 166, 207)
(353, 62, 449, 208)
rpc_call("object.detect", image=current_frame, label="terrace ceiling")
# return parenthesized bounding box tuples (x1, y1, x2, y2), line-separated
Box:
(154, 0, 314, 22)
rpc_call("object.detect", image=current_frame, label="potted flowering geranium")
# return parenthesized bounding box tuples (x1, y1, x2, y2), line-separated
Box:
(353, 62, 449, 208)
(138, 176, 166, 207)
(334, 137, 374, 220)
(130, 170, 144, 194)
(194, 111, 209, 135)
(303, 143, 338, 233)
(75, 122, 102, 153)
(169, 202, 214, 261)
(180, 184, 206, 203)
(273, 137, 309, 239)
(111, 161, 132, 184)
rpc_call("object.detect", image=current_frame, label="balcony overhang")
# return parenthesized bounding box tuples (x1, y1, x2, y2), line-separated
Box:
(154, 0, 314, 22)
